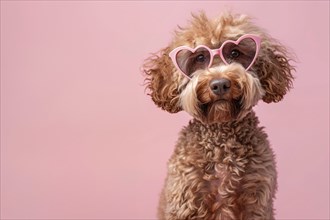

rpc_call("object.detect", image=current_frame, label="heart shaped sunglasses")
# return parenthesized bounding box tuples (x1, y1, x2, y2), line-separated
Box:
(169, 34, 261, 79)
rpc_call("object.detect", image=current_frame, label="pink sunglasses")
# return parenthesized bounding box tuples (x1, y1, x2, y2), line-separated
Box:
(169, 34, 261, 79)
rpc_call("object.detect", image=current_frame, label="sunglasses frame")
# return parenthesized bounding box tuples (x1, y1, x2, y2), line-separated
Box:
(169, 34, 261, 79)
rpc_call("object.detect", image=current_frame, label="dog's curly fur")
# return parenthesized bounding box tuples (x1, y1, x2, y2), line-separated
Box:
(143, 12, 294, 220)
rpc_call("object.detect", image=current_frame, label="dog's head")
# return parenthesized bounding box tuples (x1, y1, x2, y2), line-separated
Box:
(143, 12, 294, 124)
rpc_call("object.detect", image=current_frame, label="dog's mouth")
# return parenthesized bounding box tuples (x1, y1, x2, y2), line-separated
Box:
(200, 99, 227, 115)
(199, 98, 242, 123)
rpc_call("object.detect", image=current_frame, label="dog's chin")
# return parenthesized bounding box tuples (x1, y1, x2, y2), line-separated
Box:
(198, 99, 242, 124)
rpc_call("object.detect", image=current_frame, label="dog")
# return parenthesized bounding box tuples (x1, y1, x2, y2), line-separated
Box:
(143, 12, 294, 220)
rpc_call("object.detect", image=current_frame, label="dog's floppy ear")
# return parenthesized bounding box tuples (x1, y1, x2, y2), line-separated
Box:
(255, 37, 295, 103)
(143, 47, 182, 113)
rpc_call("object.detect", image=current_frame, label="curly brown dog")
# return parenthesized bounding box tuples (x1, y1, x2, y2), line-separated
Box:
(143, 12, 294, 220)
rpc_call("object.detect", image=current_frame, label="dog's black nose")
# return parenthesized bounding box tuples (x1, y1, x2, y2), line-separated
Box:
(210, 78, 231, 96)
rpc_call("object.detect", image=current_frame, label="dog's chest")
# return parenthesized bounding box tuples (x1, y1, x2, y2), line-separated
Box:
(173, 127, 253, 187)
(167, 118, 261, 211)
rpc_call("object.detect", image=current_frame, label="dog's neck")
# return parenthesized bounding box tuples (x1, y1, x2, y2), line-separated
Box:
(189, 110, 265, 146)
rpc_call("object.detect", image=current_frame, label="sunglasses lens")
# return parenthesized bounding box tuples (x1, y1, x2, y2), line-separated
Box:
(222, 38, 257, 69)
(176, 47, 211, 77)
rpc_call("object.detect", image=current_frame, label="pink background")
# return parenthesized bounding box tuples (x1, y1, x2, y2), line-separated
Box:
(1, 1, 329, 219)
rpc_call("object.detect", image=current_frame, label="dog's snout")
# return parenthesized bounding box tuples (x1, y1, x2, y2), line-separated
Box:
(210, 78, 231, 96)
